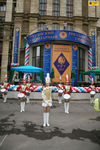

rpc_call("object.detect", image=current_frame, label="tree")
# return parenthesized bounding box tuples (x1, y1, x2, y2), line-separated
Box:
(40, 71, 44, 84)
(50, 68, 55, 83)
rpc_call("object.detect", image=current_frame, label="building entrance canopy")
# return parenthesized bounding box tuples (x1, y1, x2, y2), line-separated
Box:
(11, 65, 43, 73)
(26, 30, 92, 48)
(26, 30, 92, 85)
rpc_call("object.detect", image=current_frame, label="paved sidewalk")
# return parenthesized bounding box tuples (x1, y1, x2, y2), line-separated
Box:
(0, 99, 100, 150)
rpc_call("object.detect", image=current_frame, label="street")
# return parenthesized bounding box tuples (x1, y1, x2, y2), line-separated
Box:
(0, 99, 100, 150)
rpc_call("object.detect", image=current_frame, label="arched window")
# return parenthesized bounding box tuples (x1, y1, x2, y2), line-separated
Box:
(78, 47, 85, 80)
(52, 0, 60, 16)
(0, 2, 6, 11)
(39, 0, 47, 16)
(38, 23, 45, 31)
(66, 0, 73, 17)
(38, 23, 49, 31)
(32, 46, 44, 81)
(13, 0, 16, 12)
(64, 23, 73, 30)
(52, 24, 60, 30)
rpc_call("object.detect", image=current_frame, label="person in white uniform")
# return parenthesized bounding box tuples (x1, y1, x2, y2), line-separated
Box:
(17, 76, 27, 112)
(89, 78, 96, 105)
(1, 75, 10, 103)
(56, 76, 63, 104)
(42, 73, 52, 127)
(26, 76, 33, 103)
(62, 75, 71, 114)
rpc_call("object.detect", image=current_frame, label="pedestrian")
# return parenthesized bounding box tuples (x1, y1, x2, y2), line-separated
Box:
(42, 73, 52, 127)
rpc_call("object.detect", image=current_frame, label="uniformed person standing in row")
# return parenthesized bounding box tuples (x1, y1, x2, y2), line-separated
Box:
(42, 73, 52, 127)
(1, 75, 10, 103)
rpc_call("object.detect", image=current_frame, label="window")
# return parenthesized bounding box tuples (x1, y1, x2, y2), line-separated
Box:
(0, 3, 6, 11)
(9, 42, 13, 54)
(78, 48, 85, 79)
(0, 16, 5, 22)
(52, 0, 60, 16)
(0, 41, 2, 53)
(0, 54, 2, 66)
(13, 2, 16, 12)
(67, 24, 73, 30)
(32, 46, 44, 81)
(39, 0, 47, 16)
(38, 23, 46, 31)
(0, 27, 4, 39)
(53, 24, 59, 30)
(32, 46, 43, 68)
(64, 23, 73, 30)
(66, 0, 73, 17)
(0, 41, 2, 67)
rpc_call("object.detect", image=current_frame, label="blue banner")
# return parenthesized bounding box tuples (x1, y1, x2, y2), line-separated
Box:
(13, 27, 20, 63)
(26, 30, 91, 48)
(72, 45, 78, 86)
(91, 31, 96, 67)
(44, 44, 52, 81)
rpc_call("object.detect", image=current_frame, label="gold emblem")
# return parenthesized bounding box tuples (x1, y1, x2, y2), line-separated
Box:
(58, 56, 65, 65)
(88, 1, 99, 6)
(60, 32, 67, 39)
(91, 31, 95, 35)
(45, 44, 51, 49)
(16, 27, 20, 31)
(73, 45, 78, 51)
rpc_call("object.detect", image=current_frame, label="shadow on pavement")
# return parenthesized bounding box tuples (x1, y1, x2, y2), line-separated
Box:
(0, 116, 100, 145)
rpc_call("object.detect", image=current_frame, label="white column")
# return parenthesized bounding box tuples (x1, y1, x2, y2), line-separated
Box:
(47, 0, 52, 16)
(73, 20, 83, 33)
(29, 18, 38, 34)
(88, 5, 96, 17)
(60, 0, 66, 16)
(1, 25, 10, 81)
(30, 0, 39, 13)
(73, 0, 82, 16)
(5, 0, 13, 22)
(16, 0, 24, 13)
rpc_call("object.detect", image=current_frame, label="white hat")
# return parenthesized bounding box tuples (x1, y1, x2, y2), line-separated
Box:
(5, 74, 8, 81)
(23, 74, 26, 82)
(45, 73, 50, 84)
(65, 74, 69, 82)
(59, 76, 62, 81)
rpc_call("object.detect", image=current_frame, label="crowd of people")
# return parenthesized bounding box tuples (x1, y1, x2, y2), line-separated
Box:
(0, 73, 99, 127)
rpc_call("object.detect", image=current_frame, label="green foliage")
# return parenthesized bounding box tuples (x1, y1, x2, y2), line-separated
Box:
(40, 71, 44, 84)
(71, 69, 75, 79)
(50, 68, 55, 79)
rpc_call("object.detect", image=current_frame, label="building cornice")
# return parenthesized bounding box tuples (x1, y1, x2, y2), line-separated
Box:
(13, 13, 99, 25)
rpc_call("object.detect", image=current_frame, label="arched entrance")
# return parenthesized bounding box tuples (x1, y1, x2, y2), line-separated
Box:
(26, 30, 92, 84)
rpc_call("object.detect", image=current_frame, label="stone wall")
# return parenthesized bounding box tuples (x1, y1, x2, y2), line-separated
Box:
(1, 0, 100, 82)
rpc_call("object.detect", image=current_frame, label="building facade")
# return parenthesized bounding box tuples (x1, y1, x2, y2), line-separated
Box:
(0, 0, 100, 83)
